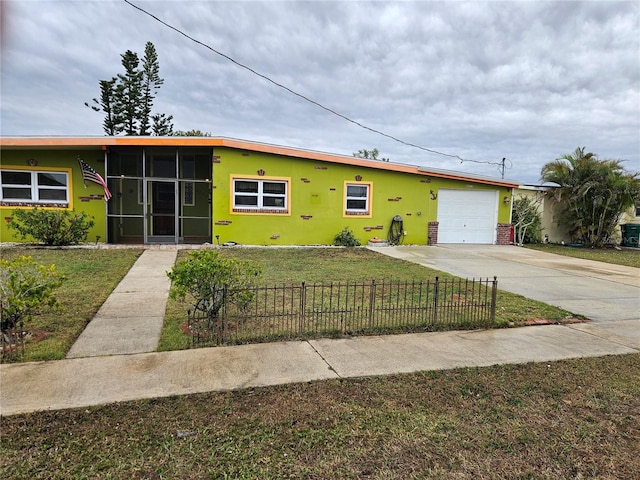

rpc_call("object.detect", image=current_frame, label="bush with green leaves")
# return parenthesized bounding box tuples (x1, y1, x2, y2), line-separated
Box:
(7, 208, 95, 246)
(513, 196, 542, 245)
(1, 256, 65, 332)
(333, 227, 361, 247)
(167, 250, 262, 321)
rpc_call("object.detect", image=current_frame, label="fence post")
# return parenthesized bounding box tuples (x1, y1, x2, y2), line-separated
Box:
(299, 281, 306, 336)
(433, 276, 439, 325)
(221, 285, 228, 344)
(490, 276, 497, 324)
(187, 309, 192, 346)
(368, 279, 376, 328)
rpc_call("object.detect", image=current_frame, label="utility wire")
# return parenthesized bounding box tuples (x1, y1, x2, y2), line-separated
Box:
(124, 0, 506, 169)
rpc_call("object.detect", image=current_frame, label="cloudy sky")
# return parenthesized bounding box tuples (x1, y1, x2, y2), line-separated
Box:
(2, 0, 639, 183)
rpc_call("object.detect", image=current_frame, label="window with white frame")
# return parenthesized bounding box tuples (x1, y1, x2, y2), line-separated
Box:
(0, 170, 69, 205)
(233, 178, 288, 212)
(345, 183, 370, 214)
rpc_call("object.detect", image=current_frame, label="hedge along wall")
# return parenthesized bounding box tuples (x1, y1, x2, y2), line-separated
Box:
(0, 149, 108, 243)
(211, 147, 513, 246)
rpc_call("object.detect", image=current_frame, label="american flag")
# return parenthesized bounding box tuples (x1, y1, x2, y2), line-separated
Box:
(78, 158, 112, 201)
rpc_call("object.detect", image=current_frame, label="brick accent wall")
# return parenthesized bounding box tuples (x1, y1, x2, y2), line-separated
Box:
(428, 221, 439, 245)
(496, 223, 513, 245)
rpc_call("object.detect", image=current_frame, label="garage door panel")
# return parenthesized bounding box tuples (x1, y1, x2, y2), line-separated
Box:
(437, 190, 498, 244)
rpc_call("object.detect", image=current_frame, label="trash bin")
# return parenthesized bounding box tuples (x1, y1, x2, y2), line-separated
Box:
(621, 223, 640, 247)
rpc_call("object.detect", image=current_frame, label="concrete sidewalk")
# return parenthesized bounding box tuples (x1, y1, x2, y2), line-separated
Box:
(1, 321, 638, 416)
(66, 249, 177, 358)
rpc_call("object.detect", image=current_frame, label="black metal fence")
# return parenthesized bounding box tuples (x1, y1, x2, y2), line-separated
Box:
(187, 276, 497, 347)
(1, 322, 25, 359)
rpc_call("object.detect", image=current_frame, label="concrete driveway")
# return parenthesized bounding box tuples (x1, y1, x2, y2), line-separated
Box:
(369, 244, 640, 323)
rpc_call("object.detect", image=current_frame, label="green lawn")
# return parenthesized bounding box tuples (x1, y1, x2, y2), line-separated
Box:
(2, 354, 638, 479)
(158, 248, 572, 350)
(2, 247, 636, 478)
(0, 247, 143, 362)
(1, 246, 589, 361)
(525, 244, 640, 268)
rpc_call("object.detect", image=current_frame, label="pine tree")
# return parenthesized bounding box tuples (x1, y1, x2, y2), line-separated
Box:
(140, 42, 164, 136)
(86, 42, 173, 136)
(152, 113, 174, 136)
(117, 50, 143, 135)
(85, 78, 122, 135)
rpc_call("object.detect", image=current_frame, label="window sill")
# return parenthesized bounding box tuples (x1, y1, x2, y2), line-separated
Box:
(232, 208, 289, 215)
(1, 201, 70, 209)
(345, 211, 371, 216)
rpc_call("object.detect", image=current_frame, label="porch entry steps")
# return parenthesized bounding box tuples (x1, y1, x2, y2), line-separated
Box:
(66, 250, 177, 358)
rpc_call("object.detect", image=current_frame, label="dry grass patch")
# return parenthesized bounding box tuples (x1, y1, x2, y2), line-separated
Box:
(526, 244, 640, 268)
(2, 354, 638, 479)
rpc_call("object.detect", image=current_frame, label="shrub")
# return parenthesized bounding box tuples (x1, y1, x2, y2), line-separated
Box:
(333, 227, 361, 247)
(167, 250, 262, 321)
(0, 256, 65, 332)
(513, 197, 542, 245)
(7, 208, 95, 246)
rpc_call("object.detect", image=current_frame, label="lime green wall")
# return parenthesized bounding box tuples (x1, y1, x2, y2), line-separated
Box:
(212, 148, 512, 245)
(0, 149, 107, 243)
(1, 146, 513, 245)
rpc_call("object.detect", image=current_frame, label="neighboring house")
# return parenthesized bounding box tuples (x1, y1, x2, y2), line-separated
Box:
(514, 185, 571, 244)
(619, 204, 640, 225)
(516, 184, 640, 245)
(618, 204, 640, 247)
(0, 137, 517, 246)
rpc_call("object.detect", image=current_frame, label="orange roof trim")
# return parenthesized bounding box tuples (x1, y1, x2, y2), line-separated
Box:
(0, 136, 518, 188)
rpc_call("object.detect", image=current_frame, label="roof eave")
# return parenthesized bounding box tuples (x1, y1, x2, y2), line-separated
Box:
(0, 136, 518, 188)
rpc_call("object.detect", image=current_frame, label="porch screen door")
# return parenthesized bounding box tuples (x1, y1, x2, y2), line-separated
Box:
(146, 180, 178, 243)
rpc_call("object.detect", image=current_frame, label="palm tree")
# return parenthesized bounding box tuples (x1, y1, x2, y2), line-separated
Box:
(541, 147, 640, 247)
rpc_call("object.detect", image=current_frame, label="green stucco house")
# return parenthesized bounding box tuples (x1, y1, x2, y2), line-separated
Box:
(0, 137, 517, 246)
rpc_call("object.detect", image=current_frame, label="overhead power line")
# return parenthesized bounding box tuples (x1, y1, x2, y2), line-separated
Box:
(123, 0, 507, 170)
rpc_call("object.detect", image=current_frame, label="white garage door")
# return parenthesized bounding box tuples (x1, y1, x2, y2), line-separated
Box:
(437, 189, 498, 244)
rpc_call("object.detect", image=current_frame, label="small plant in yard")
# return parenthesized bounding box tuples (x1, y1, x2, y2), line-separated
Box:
(333, 227, 361, 246)
(167, 249, 262, 323)
(7, 207, 95, 246)
(513, 196, 542, 245)
(1, 256, 65, 351)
